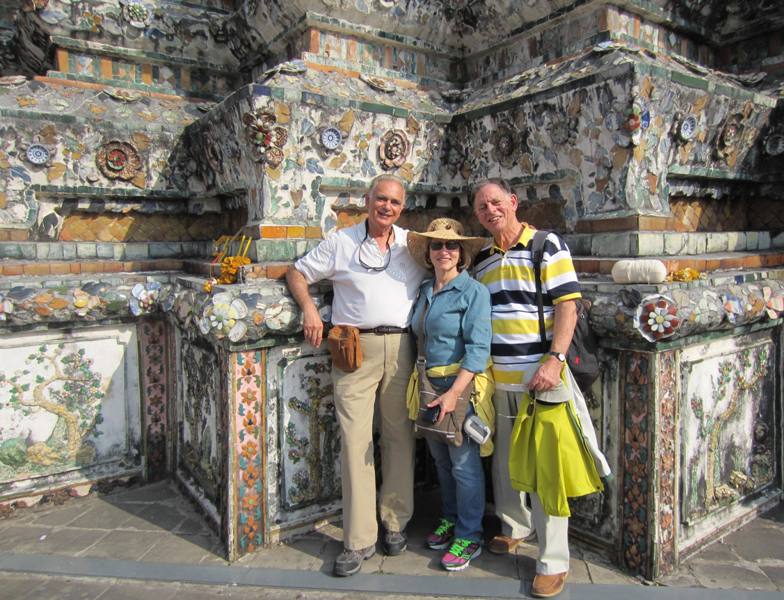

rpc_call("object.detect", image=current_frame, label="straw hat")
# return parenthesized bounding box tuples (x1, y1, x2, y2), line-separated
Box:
(407, 218, 488, 271)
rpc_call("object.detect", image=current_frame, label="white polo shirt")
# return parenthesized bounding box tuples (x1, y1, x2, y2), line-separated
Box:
(294, 220, 427, 328)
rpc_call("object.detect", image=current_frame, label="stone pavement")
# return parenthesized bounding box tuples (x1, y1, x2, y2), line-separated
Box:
(0, 481, 782, 599)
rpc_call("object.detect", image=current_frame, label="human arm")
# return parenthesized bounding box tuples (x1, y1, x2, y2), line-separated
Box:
(285, 265, 324, 347)
(528, 233, 580, 391)
(527, 297, 577, 391)
(428, 367, 475, 424)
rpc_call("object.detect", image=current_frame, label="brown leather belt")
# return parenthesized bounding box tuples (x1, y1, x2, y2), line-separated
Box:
(358, 326, 409, 335)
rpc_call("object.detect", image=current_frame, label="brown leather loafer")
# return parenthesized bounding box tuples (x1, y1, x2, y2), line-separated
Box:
(487, 534, 523, 554)
(531, 572, 568, 598)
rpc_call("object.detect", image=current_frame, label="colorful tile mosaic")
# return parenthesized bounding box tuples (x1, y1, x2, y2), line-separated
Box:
(621, 351, 651, 576)
(680, 340, 775, 526)
(233, 350, 265, 556)
(139, 318, 169, 480)
(654, 351, 677, 577)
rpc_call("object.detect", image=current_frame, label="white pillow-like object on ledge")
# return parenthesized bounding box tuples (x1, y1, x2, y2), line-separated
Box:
(611, 259, 668, 284)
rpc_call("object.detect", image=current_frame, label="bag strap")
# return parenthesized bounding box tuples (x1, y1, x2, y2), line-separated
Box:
(531, 230, 549, 349)
(416, 295, 429, 361)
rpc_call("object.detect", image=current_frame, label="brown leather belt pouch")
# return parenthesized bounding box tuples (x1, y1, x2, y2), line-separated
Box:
(327, 325, 362, 372)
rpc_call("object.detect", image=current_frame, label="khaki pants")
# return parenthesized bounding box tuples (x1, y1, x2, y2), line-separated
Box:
(331, 332, 416, 550)
(494, 390, 569, 574)
(492, 390, 534, 539)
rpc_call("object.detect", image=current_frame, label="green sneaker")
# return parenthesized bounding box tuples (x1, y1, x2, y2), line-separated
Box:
(426, 518, 455, 550)
(440, 537, 482, 571)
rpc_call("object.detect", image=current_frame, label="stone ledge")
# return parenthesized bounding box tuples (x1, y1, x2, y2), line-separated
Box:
(573, 251, 784, 275)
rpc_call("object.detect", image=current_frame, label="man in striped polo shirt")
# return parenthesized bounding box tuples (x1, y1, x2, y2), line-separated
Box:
(472, 178, 580, 598)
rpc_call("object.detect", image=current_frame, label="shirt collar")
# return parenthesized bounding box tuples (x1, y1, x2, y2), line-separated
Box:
(490, 225, 535, 254)
(426, 270, 469, 298)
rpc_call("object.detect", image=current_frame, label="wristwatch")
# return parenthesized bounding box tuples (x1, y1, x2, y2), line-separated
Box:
(548, 351, 566, 362)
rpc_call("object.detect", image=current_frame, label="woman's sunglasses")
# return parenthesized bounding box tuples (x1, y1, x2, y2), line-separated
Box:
(429, 241, 461, 251)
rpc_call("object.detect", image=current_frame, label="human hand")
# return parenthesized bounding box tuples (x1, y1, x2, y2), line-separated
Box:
(428, 390, 458, 424)
(527, 357, 563, 392)
(302, 308, 324, 347)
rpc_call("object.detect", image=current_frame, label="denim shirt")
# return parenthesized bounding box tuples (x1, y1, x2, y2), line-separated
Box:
(411, 270, 492, 391)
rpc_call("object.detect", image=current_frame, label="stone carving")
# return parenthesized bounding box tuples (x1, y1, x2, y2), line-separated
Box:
(491, 123, 518, 168)
(548, 112, 577, 147)
(714, 113, 743, 161)
(96, 140, 144, 182)
(243, 109, 288, 168)
(378, 129, 409, 170)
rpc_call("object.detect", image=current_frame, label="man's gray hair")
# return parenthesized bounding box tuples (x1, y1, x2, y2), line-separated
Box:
(367, 174, 407, 196)
(471, 178, 513, 199)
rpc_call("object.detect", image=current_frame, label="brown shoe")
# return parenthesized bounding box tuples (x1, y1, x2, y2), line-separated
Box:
(531, 572, 568, 598)
(487, 534, 523, 554)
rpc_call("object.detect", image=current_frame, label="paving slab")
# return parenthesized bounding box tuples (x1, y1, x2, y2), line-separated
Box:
(0, 524, 56, 552)
(237, 537, 328, 571)
(139, 533, 221, 564)
(0, 571, 47, 600)
(688, 540, 739, 563)
(689, 562, 777, 591)
(726, 520, 784, 562)
(105, 482, 180, 504)
(133, 503, 188, 531)
(29, 503, 92, 527)
(658, 569, 702, 588)
(79, 530, 169, 561)
(24, 526, 111, 556)
(99, 579, 181, 600)
(67, 500, 149, 531)
(15, 575, 113, 600)
(759, 565, 784, 591)
(568, 557, 592, 583)
(584, 551, 640, 585)
(376, 545, 449, 577)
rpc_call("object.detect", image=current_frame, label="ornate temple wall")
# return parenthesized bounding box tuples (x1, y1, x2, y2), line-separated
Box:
(1, 0, 783, 577)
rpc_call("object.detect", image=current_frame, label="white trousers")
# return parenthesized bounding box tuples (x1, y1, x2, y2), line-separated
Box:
(493, 390, 570, 574)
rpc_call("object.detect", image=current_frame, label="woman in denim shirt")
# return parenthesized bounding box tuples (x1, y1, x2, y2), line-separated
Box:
(407, 218, 493, 572)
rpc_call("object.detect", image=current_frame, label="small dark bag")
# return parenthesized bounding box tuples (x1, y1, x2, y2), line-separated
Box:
(413, 297, 471, 446)
(531, 231, 600, 392)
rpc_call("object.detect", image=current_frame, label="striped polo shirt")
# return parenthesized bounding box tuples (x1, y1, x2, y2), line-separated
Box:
(473, 226, 581, 391)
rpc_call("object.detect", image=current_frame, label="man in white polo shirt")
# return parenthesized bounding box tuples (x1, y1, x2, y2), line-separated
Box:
(286, 174, 427, 577)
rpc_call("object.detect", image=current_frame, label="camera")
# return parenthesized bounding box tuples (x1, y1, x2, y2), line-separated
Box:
(463, 415, 491, 445)
(420, 405, 440, 424)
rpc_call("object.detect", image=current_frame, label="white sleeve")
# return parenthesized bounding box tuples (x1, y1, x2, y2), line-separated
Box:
(293, 233, 338, 284)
